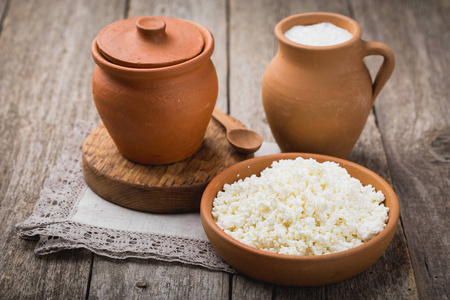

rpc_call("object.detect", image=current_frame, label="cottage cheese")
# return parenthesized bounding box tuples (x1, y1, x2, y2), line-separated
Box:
(212, 158, 389, 256)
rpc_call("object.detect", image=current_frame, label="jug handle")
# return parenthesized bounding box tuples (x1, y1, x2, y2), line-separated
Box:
(362, 40, 395, 106)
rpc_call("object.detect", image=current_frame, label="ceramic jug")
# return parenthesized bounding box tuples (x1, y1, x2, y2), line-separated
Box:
(91, 16, 218, 165)
(262, 12, 395, 158)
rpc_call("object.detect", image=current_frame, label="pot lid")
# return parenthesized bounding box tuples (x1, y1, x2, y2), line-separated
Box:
(96, 16, 204, 68)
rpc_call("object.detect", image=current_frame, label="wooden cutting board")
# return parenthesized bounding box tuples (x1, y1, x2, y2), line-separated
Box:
(82, 118, 251, 213)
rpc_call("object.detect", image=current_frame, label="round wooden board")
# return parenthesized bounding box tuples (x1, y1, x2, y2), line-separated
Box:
(82, 118, 251, 213)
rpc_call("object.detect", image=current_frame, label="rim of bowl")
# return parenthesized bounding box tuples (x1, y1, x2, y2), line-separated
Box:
(275, 12, 362, 51)
(200, 153, 400, 262)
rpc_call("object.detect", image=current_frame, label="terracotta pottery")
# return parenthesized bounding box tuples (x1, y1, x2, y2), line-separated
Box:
(262, 13, 395, 158)
(200, 153, 400, 286)
(91, 16, 218, 164)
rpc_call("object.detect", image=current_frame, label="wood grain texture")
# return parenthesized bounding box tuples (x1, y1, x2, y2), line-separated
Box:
(0, 0, 124, 299)
(231, 275, 274, 300)
(82, 120, 250, 213)
(351, 0, 450, 298)
(88, 258, 229, 300)
(276, 286, 324, 299)
(0, 0, 8, 25)
(86, 0, 231, 298)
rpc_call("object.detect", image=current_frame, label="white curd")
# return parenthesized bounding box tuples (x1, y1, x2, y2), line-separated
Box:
(284, 22, 353, 46)
(212, 157, 389, 256)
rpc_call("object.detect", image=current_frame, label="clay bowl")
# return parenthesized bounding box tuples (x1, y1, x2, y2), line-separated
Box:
(200, 153, 399, 286)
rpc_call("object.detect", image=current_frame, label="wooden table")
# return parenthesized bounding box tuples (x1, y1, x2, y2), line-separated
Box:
(1, 0, 448, 299)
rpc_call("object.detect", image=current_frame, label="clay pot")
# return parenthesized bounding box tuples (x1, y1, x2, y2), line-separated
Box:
(91, 16, 218, 164)
(262, 13, 395, 158)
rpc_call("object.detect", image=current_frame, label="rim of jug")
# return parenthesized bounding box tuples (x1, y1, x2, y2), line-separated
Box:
(275, 12, 362, 51)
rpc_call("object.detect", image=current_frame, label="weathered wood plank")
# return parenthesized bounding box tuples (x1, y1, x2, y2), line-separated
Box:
(351, 0, 450, 298)
(229, 0, 418, 298)
(0, 0, 8, 28)
(276, 286, 324, 299)
(87, 1, 230, 298)
(89, 258, 228, 300)
(0, 0, 124, 299)
(228, 0, 278, 142)
(232, 275, 273, 300)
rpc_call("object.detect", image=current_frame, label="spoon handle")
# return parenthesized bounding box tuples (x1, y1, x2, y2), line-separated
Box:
(212, 106, 244, 131)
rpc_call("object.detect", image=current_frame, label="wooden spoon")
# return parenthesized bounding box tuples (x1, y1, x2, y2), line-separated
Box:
(212, 106, 263, 154)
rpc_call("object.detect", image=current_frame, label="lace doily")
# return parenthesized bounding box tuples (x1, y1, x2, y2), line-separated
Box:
(16, 120, 235, 273)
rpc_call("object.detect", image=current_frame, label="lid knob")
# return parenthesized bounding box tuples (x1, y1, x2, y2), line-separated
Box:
(136, 17, 166, 40)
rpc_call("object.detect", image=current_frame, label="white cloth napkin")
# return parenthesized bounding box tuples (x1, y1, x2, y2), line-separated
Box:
(16, 120, 280, 273)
